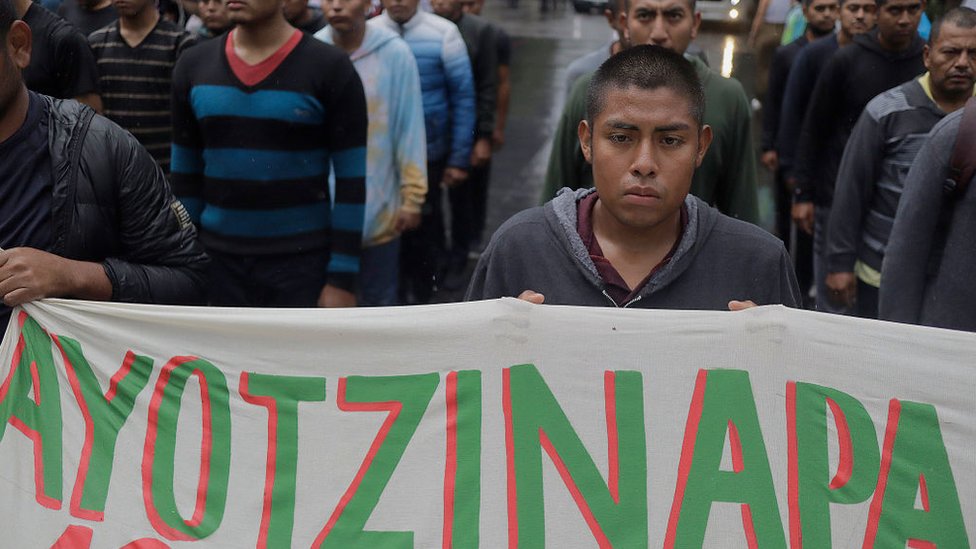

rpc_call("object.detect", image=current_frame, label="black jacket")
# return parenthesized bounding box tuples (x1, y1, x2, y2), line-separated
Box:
(456, 13, 498, 138)
(44, 95, 208, 304)
(794, 30, 925, 206)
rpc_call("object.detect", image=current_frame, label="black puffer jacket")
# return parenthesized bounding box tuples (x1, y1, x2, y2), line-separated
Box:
(44, 95, 207, 304)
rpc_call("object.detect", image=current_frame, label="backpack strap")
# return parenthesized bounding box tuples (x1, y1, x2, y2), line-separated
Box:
(944, 96, 976, 199)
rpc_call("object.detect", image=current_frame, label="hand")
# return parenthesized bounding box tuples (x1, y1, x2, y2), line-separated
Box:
(442, 167, 469, 188)
(470, 138, 492, 167)
(0, 247, 111, 306)
(492, 128, 505, 150)
(728, 300, 757, 311)
(394, 208, 422, 233)
(517, 290, 545, 304)
(760, 150, 778, 172)
(791, 201, 815, 235)
(318, 284, 357, 308)
(825, 272, 857, 308)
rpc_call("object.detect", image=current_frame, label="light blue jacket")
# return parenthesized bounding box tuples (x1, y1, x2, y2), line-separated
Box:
(316, 23, 428, 247)
(374, 10, 475, 168)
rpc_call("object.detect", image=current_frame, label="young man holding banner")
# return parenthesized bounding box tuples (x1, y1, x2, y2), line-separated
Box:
(467, 46, 801, 309)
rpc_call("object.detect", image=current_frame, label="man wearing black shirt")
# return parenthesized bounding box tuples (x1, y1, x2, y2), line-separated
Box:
(0, 0, 207, 338)
(58, 0, 117, 35)
(14, 0, 101, 111)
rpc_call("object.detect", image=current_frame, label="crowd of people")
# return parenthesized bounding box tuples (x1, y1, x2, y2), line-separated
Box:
(1, 0, 975, 339)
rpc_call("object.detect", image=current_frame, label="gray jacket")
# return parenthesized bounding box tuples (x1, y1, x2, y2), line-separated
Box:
(880, 109, 976, 331)
(827, 78, 945, 276)
(466, 188, 801, 309)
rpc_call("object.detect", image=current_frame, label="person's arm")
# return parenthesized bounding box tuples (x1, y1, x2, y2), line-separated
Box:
(170, 53, 205, 225)
(748, 0, 771, 47)
(442, 24, 476, 177)
(322, 58, 369, 307)
(792, 55, 842, 231)
(879, 116, 958, 324)
(492, 28, 511, 150)
(391, 44, 428, 233)
(825, 106, 884, 306)
(761, 46, 790, 171)
(472, 22, 497, 154)
(541, 75, 590, 203)
(716, 80, 760, 223)
(0, 248, 112, 306)
(777, 48, 815, 173)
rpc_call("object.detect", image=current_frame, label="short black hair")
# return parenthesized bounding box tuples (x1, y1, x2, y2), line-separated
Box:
(0, 0, 15, 46)
(586, 44, 705, 128)
(929, 7, 976, 46)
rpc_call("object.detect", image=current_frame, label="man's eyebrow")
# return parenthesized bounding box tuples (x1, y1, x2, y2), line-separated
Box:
(604, 120, 640, 130)
(654, 123, 692, 132)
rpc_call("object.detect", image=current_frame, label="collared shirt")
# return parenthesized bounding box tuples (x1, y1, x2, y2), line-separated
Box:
(576, 192, 688, 306)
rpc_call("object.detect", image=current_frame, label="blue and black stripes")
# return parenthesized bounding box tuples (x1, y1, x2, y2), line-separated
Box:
(170, 34, 368, 291)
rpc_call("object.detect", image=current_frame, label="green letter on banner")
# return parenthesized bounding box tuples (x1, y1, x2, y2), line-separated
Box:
(0, 314, 63, 508)
(791, 382, 879, 547)
(667, 369, 785, 548)
(55, 336, 153, 519)
(315, 373, 439, 548)
(240, 372, 327, 549)
(865, 400, 969, 548)
(506, 364, 647, 548)
(144, 357, 231, 540)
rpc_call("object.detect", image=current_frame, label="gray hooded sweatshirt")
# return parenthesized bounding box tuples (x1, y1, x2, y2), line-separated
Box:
(466, 189, 801, 309)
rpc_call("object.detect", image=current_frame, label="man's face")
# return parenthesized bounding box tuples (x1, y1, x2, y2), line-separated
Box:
(431, 0, 461, 20)
(876, 0, 924, 49)
(925, 22, 976, 100)
(227, 0, 283, 24)
(459, 0, 480, 13)
(112, 0, 153, 18)
(579, 85, 711, 233)
(803, 0, 839, 35)
(622, 0, 700, 55)
(325, 0, 367, 32)
(839, 0, 877, 36)
(201, 0, 231, 31)
(382, 0, 419, 23)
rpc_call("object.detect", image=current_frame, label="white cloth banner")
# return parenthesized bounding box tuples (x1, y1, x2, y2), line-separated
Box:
(0, 299, 973, 548)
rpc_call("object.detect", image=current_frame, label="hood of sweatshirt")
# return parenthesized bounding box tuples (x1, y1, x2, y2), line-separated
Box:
(854, 27, 925, 61)
(545, 187, 720, 301)
(314, 21, 400, 61)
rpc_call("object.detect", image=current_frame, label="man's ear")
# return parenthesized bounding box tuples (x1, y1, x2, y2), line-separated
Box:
(690, 10, 702, 40)
(619, 11, 629, 42)
(696, 124, 713, 167)
(922, 43, 931, 71)
(7, 20, 32, 71)
(578, 119, 593, 164)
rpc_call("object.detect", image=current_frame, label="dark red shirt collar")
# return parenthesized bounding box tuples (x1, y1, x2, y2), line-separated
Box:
(225, 28, 303, 87)
(577, 191, 688, 306)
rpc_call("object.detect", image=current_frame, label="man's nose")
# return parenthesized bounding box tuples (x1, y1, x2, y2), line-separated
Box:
(631, 139, 658, 177)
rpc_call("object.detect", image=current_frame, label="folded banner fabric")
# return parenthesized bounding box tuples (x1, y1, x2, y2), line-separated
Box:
(0, 298, 973, 548)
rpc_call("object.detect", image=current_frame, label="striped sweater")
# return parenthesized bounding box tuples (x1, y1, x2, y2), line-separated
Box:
(170, 30, 368, 291)
(89, 20, 196, 175)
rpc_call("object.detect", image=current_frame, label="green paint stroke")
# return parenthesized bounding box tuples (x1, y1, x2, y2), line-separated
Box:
(58, 336, 153, 516)
(149, 358, 231, 539)
(243, 372, 326, 549)
(319, 373, 439, 549)
(0, 315, 63, 505)
(452, 371, 482, 549)
(794, 382, 879, 547)
(673, 369, 785, 548)
(870, 400, 969, 548)
(508, 364, 647, 548)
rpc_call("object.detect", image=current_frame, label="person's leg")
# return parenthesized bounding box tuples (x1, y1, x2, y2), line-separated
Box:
(206, 249, 255, 306)
(856, 279, 879, 319)
(359, 237, 401, 306)
(257, 250, 330, 307)
(400, 160, 446, 304)
(813, 206, 852, 314)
